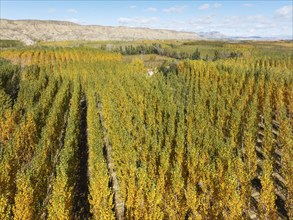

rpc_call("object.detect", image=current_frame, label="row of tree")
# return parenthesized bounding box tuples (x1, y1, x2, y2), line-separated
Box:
(0, 48, 292, 219)
(103, 43, 243, 60)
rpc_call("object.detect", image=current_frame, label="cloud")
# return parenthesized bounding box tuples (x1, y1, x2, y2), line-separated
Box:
(198, 3, 221, 10)
(189, 15, 215, 26)
(163, 6, 186, 14)
(146, 7, 158, 12)
(198, 4, 210, 10)
(245, 15, 269, 24)
(67, 18, 80, 24)
(183, 13, 288, 37)
(275, 5, 292, 19)
(129, 5, 136, 9)
(159, 19, 189, 31)
(48, 8, 56, 13)
(118, 17, 158, 25)
(217, 14, 279, 35)
(67, 8, 78, 14)
(242, 4, 254, 7)
(221, 15, 272, 28)
(213, 3, 222, 8)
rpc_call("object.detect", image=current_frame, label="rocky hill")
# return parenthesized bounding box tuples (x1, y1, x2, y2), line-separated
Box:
(0, 19, 200, 45)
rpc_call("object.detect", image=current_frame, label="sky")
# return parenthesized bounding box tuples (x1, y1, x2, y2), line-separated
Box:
(1, 0, 292, 38)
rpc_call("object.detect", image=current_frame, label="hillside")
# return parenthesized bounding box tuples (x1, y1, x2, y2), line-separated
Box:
(0, 19, 200, 45)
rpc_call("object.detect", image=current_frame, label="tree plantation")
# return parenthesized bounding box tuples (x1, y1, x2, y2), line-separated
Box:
(0, 45, 292, 220)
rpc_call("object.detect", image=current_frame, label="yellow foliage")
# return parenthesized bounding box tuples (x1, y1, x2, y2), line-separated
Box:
(48, 176, 72, 220)
(13, 173, 35, 220)
(0, 195, 11, 220)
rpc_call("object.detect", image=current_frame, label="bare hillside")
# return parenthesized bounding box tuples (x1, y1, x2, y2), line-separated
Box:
(0, 19, 200, 45)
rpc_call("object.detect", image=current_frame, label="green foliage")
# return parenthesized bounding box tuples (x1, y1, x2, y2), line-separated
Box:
(0, 58, 20, 100)
(0, 40, 24, 48)
(191, 48, 201, 60)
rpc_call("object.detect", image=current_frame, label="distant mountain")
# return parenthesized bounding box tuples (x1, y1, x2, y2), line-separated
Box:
(229, 35, 293, 41)
(198, 31, 292, 41)
(198, 31, 228, 39)
(1, 19, 290, 45)
(0, 19, 200, 45)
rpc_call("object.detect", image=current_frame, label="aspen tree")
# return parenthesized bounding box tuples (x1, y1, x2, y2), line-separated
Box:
(13, 172, 35, 220)
(279, 107, 293, 219)
(259, 159, 277, 219)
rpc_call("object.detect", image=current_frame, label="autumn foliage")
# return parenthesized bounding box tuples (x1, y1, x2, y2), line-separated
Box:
(0, 47, 292, 219)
